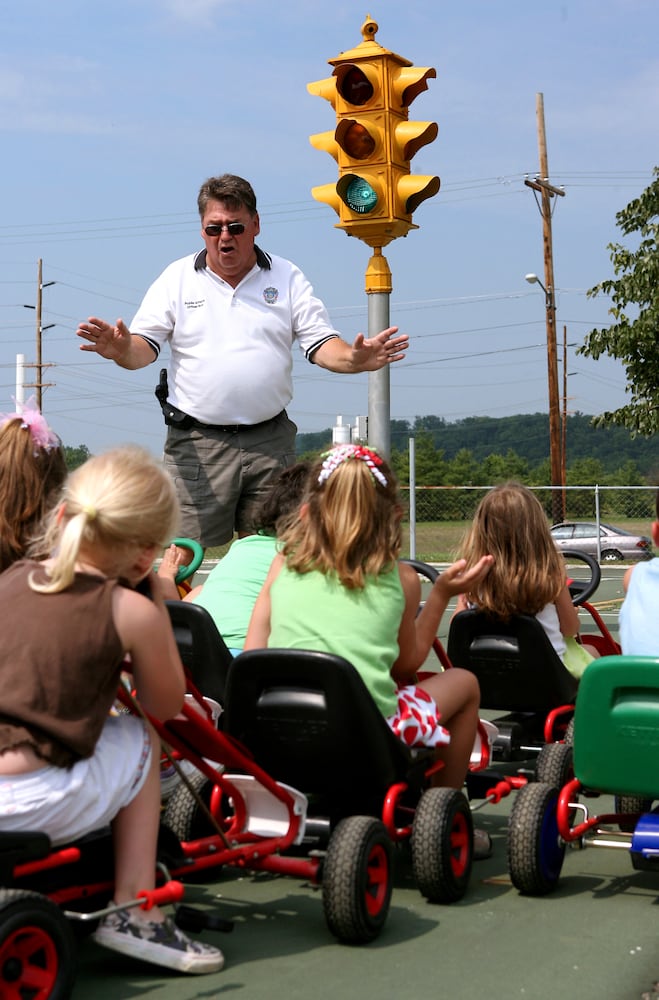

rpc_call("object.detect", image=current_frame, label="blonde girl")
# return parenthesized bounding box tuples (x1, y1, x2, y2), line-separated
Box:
(455, 481, 599, 677)
(245, 445, 493, 795)
(0, 446, 223, 975)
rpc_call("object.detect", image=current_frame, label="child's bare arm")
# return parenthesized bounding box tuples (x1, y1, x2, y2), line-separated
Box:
(555, 583, 581, 638)
(113, 573, 186, 719)
(393, 556, 493, 682)
(391, 562, 423, 684)
(244, 554, 285, 650)
(156, 543, 183, 601)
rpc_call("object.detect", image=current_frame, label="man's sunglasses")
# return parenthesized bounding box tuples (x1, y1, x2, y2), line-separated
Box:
(204, 223, 246, 237)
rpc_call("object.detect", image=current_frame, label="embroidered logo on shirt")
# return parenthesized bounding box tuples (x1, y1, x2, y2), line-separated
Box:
(185, 299, 205, 310)
(263, 287, 279, 305)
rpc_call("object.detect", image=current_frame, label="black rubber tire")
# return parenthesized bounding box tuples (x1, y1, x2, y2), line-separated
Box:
(161, 770, 218, 841)
(564, 718, 575, 746)
(0, 888, 77, 1000)
(411, 787, 473, 904)
(601, 549, 623, 563)
(535, 742, 573, 789)
(615, 795, 654, 833)
(508, 782, 565, 895)
(322, 816, 393, 944)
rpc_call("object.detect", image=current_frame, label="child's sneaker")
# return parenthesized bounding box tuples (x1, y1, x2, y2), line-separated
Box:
(92, 908, 224, 974)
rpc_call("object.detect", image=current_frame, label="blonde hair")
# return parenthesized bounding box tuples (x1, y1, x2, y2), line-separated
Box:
(279, 447, 402, 590)
(459, 481, 565, 620)
(31, 445, 179, 594)
(0, 417, 67, 572)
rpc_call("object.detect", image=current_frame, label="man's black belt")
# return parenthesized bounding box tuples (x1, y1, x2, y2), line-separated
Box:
(186, 412, 283, 434)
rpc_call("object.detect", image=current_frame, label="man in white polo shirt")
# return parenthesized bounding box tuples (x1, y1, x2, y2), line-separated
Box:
(76, 174, 408, 549)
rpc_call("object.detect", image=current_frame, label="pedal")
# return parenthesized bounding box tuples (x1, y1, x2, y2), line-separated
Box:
(174, 904, 234, 934)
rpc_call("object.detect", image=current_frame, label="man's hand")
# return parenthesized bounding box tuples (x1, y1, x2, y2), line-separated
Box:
(312, 326, 408, 374)
(350, 326, 408, 372)
(77, 316, 155, 370)
(77, 316, 132, 361)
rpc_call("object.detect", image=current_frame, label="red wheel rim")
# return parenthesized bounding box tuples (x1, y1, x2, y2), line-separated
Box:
(365, 843, 390, 916)
(1, 925, 59, 1000)
(449, 811, 470, 877)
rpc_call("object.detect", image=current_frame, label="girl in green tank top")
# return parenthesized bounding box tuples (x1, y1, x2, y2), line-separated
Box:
(245, 444, 493, 793)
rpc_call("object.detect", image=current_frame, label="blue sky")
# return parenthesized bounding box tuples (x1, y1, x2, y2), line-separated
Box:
(0, 0, 657, 455)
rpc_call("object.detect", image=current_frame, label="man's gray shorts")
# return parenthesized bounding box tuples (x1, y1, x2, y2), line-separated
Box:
(163, 410, 297, 548)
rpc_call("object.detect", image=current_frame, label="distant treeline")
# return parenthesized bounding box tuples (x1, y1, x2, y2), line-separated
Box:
(296, 412, 659, 485)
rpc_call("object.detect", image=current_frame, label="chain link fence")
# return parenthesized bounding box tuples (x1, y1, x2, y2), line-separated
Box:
(400, 485, 658, 563)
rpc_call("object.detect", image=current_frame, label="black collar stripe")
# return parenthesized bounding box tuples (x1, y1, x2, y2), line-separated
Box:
(194, 246, 272, 272)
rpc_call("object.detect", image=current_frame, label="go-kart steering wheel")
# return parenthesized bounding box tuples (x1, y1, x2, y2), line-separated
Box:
(171, 537, 204, 585)
(400, 558, 439, 584)
(561, 549, 601, 605)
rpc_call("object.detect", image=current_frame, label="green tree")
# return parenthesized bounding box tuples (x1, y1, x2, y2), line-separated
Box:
(480, 450, 529, 483)
(63, 444, 92, 470)
(445, 448, 480, 486)
(413, 432, 445, 486)
(580, 167, 659, 435)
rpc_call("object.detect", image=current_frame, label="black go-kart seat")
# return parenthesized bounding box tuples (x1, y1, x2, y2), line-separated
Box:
(445, 548, 600, 765)
(223, 648, 434, 832)
(447, 610, 579, 762)
(166, 600, 234, 708)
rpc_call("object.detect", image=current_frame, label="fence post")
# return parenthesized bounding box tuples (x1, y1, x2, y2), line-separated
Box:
(408, 437, 416, 559)
(595, 484, 601, 562)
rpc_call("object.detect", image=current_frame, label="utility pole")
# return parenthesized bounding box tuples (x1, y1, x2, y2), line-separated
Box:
(525, 93, 565, 524)
(23, 259, 55, 411)
(562, 324, 568, 518)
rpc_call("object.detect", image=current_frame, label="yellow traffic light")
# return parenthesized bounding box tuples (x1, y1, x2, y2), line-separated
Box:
(307, 17, 439, 248)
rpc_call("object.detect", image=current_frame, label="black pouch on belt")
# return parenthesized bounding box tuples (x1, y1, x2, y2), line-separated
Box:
(155, 369, 195, 430)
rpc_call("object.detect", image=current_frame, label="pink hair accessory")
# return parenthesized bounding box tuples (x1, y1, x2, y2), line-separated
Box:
(318, 444, 387, 488)
(0, 396, 60, 454)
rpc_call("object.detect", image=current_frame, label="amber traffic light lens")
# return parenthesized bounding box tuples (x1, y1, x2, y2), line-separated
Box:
(342, 122, 376, 160)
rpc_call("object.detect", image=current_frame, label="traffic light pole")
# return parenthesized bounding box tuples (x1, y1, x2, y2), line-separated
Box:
(307, 17, 439, 462)
(366, 248, 392, 458)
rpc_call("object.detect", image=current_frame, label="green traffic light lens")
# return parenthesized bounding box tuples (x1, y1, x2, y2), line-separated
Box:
(345, 177, 378, 214)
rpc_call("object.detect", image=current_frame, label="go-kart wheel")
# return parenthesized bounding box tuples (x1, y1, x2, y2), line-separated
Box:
(563, 718, 575, 746)
(411, 787, 473, 904)
(322, 816, 393, 944)
(561, 549, 600, 605)
(615, 795, 654, 833)
(508, 782, 565, 895)
(161, 770, 218, 841)
(535, 741, 573, 789)
(0, 888, 77, 1000)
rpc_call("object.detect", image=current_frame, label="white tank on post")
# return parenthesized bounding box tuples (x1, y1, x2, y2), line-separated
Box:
(332, 415, 352, 445)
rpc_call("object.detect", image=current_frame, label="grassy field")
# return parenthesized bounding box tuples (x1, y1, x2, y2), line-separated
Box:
(205, 517, 654, 565)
